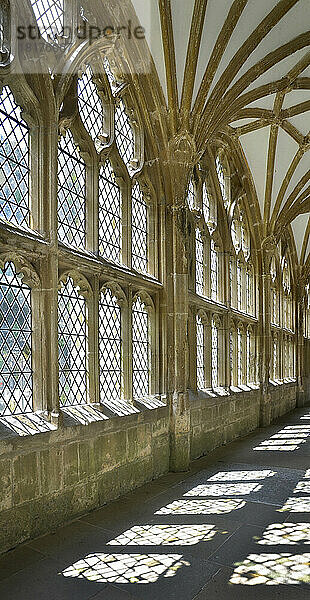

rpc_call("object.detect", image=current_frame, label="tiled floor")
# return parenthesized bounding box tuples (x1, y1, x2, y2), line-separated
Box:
(1, 408, 310, 599)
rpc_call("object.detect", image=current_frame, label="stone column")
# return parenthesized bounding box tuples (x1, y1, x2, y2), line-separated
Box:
(165, 131, 196, 472)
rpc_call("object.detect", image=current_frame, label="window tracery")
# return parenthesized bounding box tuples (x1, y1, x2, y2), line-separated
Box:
(0, 86, 30, 228)
(115, 98, 134, 170)
(78, 66, 104, 150)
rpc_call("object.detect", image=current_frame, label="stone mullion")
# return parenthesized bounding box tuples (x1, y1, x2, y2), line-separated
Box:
(41, 121, 60, 423)
(85, 156, 97, 254)
(88, 277, 99, 404)
(297, 297, 306, 407)
(205, 237, 211, 298)
(223, 313, 231, 389)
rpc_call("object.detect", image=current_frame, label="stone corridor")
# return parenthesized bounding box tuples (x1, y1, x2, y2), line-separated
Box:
(0, 408, 310, 599)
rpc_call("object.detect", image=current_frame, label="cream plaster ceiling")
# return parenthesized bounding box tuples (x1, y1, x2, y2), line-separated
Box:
(130, 0, 310, 268)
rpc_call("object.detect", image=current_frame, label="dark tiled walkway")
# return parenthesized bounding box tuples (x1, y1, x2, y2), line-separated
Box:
(1, 408, 310, 599)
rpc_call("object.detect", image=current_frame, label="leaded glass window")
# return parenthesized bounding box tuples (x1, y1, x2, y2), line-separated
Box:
(58, 129, 86, 248)
(132, 297, 149, 398)
(210, 240, 218, 301)
(31, 0, 64, 43)
(99, 289, 122, 408)
(0, 262, 32, 415)
(196, 229, 204, 296)
(58, 278, 87, 406)
(202, 182, 210, 223)
(0, 86, 30, 228)
(237, 263, 242, 311)
(246, 270, 253, 315)
(132, 182, 148, 272)
(211, 320, 218, 388)
(99, 161, 121, 263)
(237, 328, 243, 385)
(187, 177, 195, 210)
(246, 329, 251, 384)
(216, 156, 228, 206)
(272, 288, 278, 325)
(230, 331, 234, 384)
(196, 316, 204, 389)
(115, 99, 134, 168)
(272, 336, 278, 380)
(78, 66, 103, 149)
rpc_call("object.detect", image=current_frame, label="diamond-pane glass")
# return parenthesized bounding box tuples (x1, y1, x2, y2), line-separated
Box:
(132, 182, 148, 273)
(238, 328, 243, 385)
(115, 99, 134, 168)
(211, 321, 218, 388)
(187, 177, 195, 210)
(31, 0, 64, 43)
(196, 316, 204, 389)
(99, 289, 123, 410)
(216, 156, 228, 206)
(0, 262, 32, 415)
(78, 66, 103, 148)
(132, 297, 149, 398)
(196, 229, 204, 296)
(210, 240, 218, 301)
(58, 278, 87, 406)
(99, 161, 121, 263)
(0, 86, 30, 228)
(203, 182, 210, 223)
(58, 130, 86, 248)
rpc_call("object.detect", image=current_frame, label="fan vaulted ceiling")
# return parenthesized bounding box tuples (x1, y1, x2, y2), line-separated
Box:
(131, 0, 310, 269)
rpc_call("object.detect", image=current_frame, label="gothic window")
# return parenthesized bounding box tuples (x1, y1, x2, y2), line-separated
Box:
(115, 99, 134, 169)
(0, 262, 32, 415)
(58, 129, 86, 248)
(202, 182, 210, 223)
(211, 319, 218, 388)
(237, 327, 243, 385)
(196, 315, 205, 389)
(78, 66, 103, 148)
(0, 86, 30, 228)
(246, 328, 252, 384)
(186, 176, 196, 211)
(272, 335, 278, 381)
(99, 161, 121, 263)
(31, 0, 64, 43)
(99, 289, 122, 407)
(210, 240, 218, 301)
(271, 288, 278, 325)
(216, 155, 228, 207)
(246, 269, 253, 315)
(58, 277, 88, 407)
(132, 296, 149, 398)
(237, 262, 242, 311)
(195, 228, 204, 296)
(230, 330, 235, 385)
(132, 181, 148, 273)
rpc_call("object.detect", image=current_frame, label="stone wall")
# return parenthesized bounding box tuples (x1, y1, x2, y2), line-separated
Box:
(0, 406, 169, 554)
(0, 383, 298, 554)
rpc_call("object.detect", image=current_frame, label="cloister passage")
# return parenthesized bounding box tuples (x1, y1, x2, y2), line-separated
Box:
(0, 408, 310, 599)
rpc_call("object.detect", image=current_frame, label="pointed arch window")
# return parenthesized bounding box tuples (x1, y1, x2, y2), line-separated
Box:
(78, 66, 103, 148)
(202, 182, 210, 223)
(58, 277, 88, 407)
(210, 240, 218, 301)
(196, 315, 205, 389)
(115, 99, 134, 168)
(0, 86, 30, 228)
(0, 262, 32, 415)
(237, 327, 243, 386)
(186, 176, 196, 211)
(31, 0, 64, 43)
(216, 156, 228, 207)
(132, 296, 150, 398)
(211, 319, 218, 388)
(195, 228, 204, 296)
(99, 160, 122, 263)
(246, 328, 252, 384)
(99, 288, 122, 408)
(58, 129, 86, 248)
(132, 181, 148, 273)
